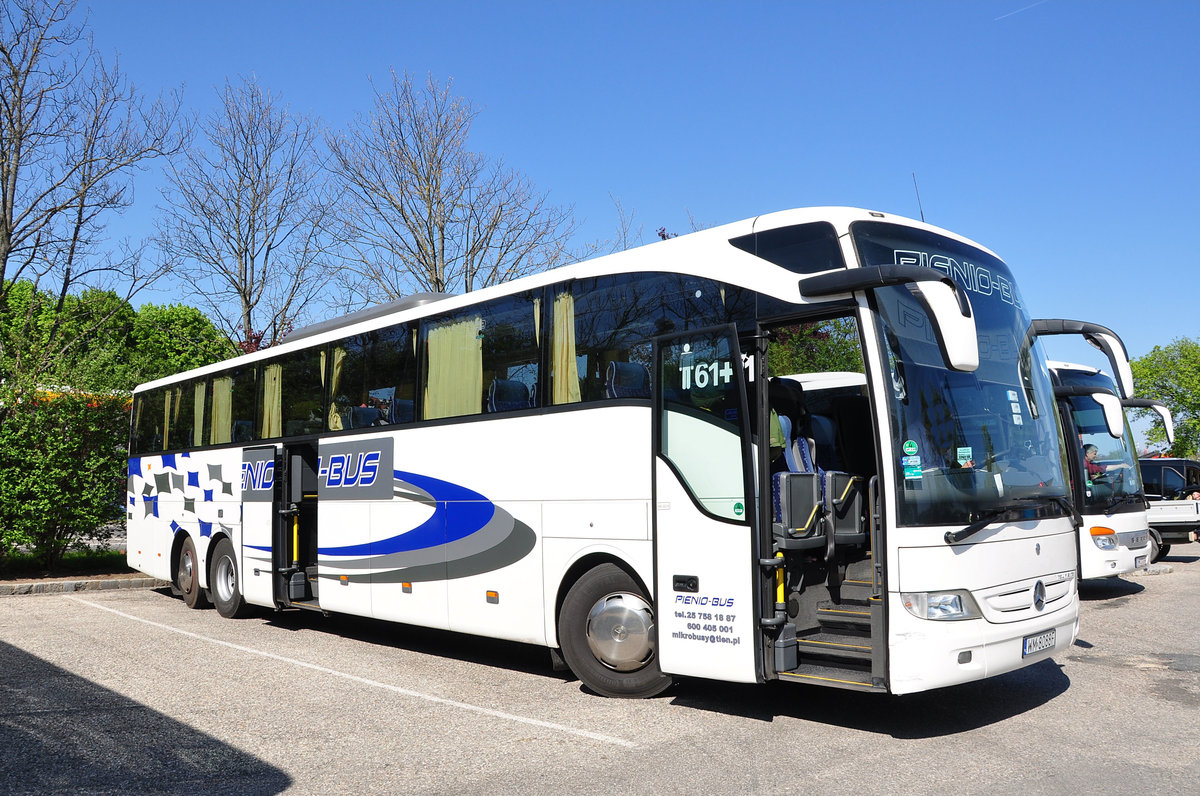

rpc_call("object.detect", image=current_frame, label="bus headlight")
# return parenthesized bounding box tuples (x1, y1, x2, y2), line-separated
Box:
(901, 590, 982, 621)
(1090, 526, 1117, 550)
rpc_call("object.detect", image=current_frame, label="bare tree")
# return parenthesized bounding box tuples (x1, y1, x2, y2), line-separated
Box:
(0, 0, 185, 380)
(327, 71, 576, 302)
(158, 76, 333, 351)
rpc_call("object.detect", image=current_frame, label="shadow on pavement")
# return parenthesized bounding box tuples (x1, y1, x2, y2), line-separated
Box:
(0, 640, 291, 795)
(666, 658, 1070, 738)
(1078, 576, 1146, 602)
(260, 608, 562, 682)
(247, 595, 1071, 736)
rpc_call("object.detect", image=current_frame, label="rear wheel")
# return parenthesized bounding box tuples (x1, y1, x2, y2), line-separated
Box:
(558, 563, 671, 698)
(210, 537, 250, 618)
(176, 535, 208, 609)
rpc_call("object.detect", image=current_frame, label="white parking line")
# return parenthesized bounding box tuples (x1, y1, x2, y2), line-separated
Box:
(67, 596, 638, 749)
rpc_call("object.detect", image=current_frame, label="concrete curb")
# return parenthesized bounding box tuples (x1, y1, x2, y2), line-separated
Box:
(1125, 563, 1173, 577)
(0, 577, 170, 597)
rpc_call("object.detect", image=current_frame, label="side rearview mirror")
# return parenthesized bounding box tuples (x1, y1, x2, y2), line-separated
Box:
(1091, 392, 1126, 439)
(1124, 397, 1175, 445)
(1031, 319, 1134, 399)
(800, 265, 978, 373)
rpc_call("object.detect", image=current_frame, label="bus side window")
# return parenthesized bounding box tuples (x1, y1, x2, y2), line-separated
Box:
(424, 291, 539, 420)
(329, 323, 416, 430)
(132, 389, 167, 453)
(163, 379, 205, 451)
(210, 366, 258, 445)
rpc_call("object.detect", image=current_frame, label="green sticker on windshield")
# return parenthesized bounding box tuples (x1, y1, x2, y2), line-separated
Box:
(903, 440, 918, 455)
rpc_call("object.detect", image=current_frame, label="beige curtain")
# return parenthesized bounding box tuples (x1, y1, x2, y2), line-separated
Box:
(193, 382, 206, 446)
(162, 389, 174, 450)
(425, 316, 483, 419)
(326, 346, 346, 430)
(533, 296, 541, 344)
(552, 292, 581, 404)
(211, 376, 233, 444)
(261, 364, 283, 438)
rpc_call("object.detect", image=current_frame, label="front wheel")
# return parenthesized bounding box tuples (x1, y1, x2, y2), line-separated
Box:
(176, 535, 208, 609)
(558, 563, 671, 698)
(210, 537, 250, 618)
(1148, 531, 1171, 563)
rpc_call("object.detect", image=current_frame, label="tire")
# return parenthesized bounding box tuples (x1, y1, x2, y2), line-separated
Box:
(1148, 530, 1172, 564)
(210, 537, 250, 619)
(176, 534, 208, 609)
(558, 563, 671, 698)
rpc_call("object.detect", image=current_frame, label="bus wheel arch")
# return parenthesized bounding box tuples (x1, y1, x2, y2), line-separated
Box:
(173, 532, 209, 610)
(208, 535, 250, 619)
(556, 559, 671, 698)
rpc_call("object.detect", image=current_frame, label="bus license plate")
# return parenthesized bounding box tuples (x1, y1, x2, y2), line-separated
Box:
(1022, 628, 1055, 657)
(1135, 555, 1148, 568)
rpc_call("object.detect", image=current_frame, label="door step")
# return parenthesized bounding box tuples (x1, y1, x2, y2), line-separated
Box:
(778, 663, 885, 692)
(796, 631, 872, 661)
(815, 600, 871, 629)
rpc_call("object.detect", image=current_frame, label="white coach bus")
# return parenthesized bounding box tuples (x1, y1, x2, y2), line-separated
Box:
(1048, 360, 1172, 577)
(129, 207, 1107, 697)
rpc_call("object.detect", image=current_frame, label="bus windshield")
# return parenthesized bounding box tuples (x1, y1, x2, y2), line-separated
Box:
(852, 221, 1068, 526)
(1058, 369, 1145, 510)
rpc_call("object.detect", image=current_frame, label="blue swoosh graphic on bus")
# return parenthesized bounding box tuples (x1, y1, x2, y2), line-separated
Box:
(316, 470, 495, 557)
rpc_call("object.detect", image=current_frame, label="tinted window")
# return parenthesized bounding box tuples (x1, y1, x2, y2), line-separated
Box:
(550, 273, 754, 405)
(729, 222, 844, 275)
(1163, 467, 1185, 498)
(329, 323, 417, 429)
(424, 291, 541, 419)
(131, 389, 166, 454)
(210, 365, 258, 444)
(164, 380, 206, 450)
(1139, 463, 1162, 496)
(260, 348, 325, 439)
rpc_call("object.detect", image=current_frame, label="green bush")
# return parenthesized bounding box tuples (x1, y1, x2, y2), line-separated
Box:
(0, 385, 129, 571)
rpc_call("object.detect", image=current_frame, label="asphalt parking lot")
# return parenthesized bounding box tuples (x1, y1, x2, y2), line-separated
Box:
(1, 555, 1197, 796)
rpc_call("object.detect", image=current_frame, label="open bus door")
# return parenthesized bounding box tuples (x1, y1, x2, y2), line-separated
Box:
(240, 445, 280, 608)
(652, 325, 762, 684)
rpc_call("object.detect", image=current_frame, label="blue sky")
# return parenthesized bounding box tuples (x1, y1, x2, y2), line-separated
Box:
(84, 0, 1197, 439)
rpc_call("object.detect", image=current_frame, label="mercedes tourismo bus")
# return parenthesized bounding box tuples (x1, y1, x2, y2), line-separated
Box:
(129, 207, 1099, 697)
(1047, 361, 1171, 578)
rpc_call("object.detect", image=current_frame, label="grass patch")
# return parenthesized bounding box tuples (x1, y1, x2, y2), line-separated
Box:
(0, 548, 132, 580)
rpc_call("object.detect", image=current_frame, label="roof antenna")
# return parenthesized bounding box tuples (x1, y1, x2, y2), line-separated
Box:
(912, 172, 926, 222)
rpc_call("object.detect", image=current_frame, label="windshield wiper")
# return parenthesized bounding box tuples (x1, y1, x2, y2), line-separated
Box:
(1104, 494, 1147, 516)
(944, 496, 1075, 544)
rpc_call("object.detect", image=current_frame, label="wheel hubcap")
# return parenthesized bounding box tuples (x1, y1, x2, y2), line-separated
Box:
(585, 592, 654, 671)
(178, 551, 195, 592)
(215, 555, 236, 603)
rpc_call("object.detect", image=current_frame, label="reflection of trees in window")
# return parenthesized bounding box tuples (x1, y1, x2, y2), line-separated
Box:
(329, 324, 416, 428)
(767, 318, 863, 377)
(133, 390, 166, 453)
(164, 381, 205, 450)
(480, 291, 540, 394)
(551, 273, 754, 405)
(260, 349, 324, 438)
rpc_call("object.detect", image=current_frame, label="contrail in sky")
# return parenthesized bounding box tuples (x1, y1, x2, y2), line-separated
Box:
(995, 0, 1051, 21)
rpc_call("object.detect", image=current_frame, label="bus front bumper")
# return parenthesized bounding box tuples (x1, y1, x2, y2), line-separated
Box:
(885, 591, 1079, 695)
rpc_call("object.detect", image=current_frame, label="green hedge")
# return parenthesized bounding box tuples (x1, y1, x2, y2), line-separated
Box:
(0, 386, 129, 571)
